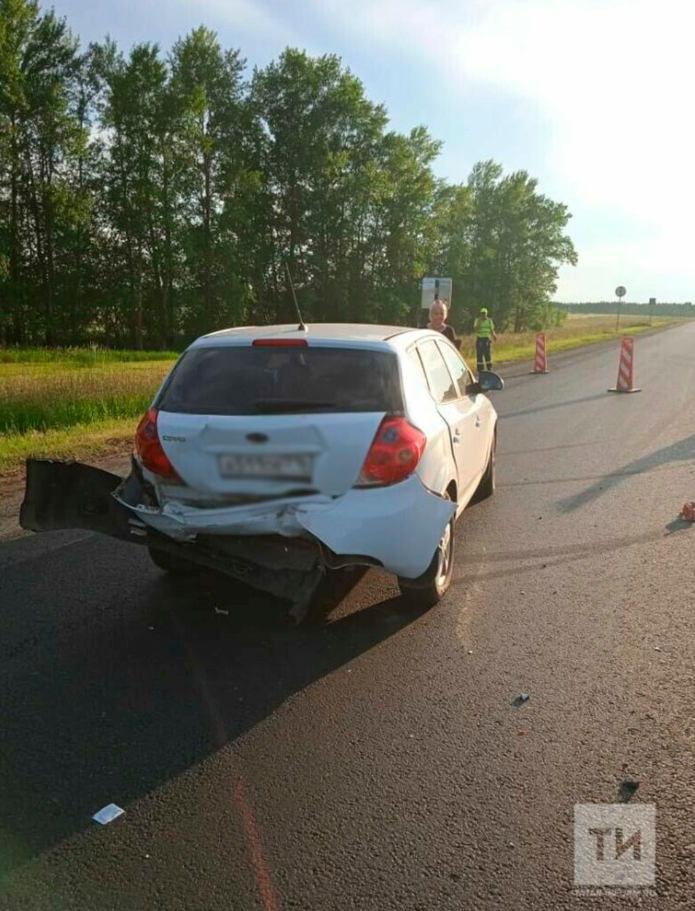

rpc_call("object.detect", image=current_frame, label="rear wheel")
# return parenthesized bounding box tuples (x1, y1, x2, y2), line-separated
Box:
(148, 545, 201, 576)
(398, 493, 455, 609)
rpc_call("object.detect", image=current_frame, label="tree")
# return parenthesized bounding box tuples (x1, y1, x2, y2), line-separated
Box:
(369, 126, 441, 324)
(251, 49, 388, 322)
(0, 0, 84, 345)
(436, 161, 576, 330)
(171, 27, 254, 337)
(0, 5, 578, 345)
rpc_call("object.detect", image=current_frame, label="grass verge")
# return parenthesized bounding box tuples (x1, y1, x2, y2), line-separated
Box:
(0, 361, 173, 434)
(456, 317, 676, 367)
(0, 353, 174, 477)
(0, 419, 137, 477)
(0, 346, 179, 365)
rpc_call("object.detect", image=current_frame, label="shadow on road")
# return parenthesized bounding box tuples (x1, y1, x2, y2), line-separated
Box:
(498, 393, 606, 421)
(0, 540, 424, 886)
(451, 522, 695, 588)
(557, 433, 695, 512)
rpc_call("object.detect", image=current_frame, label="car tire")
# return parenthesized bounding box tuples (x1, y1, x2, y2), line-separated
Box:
(148, 545, 201, 576)
(397, 493, 455, 609)
(474, 430, 496, 501)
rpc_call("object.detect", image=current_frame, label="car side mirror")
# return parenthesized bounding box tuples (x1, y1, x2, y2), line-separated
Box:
(466, 371, 504, 395)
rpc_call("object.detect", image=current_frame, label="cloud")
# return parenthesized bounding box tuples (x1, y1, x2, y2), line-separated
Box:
(308, 0, 695, 298)
(452, 0, 693, 212)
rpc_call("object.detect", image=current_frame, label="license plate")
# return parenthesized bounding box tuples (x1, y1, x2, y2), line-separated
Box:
(218, 453, 314, 480)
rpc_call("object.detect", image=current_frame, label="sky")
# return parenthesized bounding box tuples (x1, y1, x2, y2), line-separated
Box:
(48, 0, 695, 303)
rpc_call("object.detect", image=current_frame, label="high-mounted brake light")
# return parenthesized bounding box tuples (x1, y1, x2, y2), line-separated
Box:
(135, 408, 183, 482)
(356, 416, 426, 487)
(252, 338, 308, 347)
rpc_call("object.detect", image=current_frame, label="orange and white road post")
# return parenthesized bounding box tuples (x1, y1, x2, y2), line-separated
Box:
(608, 336, 641, 393)
(532, 332, 549, 374)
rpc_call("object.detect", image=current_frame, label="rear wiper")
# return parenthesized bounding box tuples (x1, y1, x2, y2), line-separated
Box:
(254, 398, 337, 414)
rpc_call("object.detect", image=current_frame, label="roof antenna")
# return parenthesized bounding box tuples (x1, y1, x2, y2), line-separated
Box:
(285, 262, 307, 332)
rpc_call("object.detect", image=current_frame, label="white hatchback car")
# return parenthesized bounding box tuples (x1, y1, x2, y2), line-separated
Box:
(21, 324, 502, 618)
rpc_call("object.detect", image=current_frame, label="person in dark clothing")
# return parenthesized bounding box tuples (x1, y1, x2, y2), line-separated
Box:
(428, 300, 459, 348)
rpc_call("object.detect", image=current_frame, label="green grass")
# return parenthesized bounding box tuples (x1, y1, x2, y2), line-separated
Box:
(0, 346, 179, 365)
(0, 350, 175, 474)
(0, 360, 174, 435)
(0, 418, 138, 475)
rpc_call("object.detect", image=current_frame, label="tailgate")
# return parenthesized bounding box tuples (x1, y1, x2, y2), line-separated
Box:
(156, 411, 385, 499)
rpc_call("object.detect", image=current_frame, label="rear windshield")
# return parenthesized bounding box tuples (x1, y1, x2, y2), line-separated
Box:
(156, 345, 404, 415)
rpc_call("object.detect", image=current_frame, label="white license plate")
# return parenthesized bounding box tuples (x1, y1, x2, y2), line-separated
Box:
(218, 453, 314, 480)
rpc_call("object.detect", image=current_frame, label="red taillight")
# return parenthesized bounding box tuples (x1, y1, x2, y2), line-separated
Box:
(135, 408, 182, 482)
(252, 338, 308, 347)
(356, 416, 426, 487)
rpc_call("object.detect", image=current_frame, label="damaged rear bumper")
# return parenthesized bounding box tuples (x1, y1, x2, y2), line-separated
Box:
(20, 457, 455, 589)
(19, 459, 326, 614)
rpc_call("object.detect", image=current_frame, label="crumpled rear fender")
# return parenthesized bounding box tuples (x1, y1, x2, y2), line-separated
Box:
(297, 476, 456, 579)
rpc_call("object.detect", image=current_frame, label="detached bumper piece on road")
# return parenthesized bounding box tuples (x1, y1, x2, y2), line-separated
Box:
(19, 459, 334, 622)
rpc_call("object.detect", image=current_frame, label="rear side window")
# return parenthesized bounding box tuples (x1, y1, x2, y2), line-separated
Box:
(406, 346, 429, 389)
(437, 341, 470, 398)
(156, 346, 404, 415)
(417, 341, 458, 403)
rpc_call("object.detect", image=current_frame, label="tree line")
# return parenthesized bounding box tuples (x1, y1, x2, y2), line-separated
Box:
(0, 0, 578, 349)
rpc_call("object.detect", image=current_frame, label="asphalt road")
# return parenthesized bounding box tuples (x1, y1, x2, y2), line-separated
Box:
(1, 322, 694, 911)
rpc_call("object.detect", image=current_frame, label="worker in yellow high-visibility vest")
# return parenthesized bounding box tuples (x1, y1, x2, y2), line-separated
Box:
(473, 307, 497, 374)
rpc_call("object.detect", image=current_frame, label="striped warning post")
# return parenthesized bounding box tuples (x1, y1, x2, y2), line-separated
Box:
(531, 332, 549, 374)
(608, 336, 641, 393)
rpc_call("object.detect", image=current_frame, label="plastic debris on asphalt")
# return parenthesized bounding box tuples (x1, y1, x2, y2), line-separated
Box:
(512, 693, 530, 707)
(92, 803, 124, 825)
(214, 606, 230, 616)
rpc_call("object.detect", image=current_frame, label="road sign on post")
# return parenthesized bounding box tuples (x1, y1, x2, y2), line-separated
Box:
(421, 277, 453, 310)
(615, 285, 626, 331)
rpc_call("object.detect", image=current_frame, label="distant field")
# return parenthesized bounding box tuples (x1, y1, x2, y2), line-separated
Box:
(0, 318, 677, 476)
